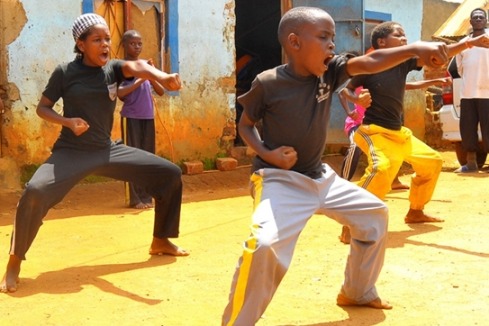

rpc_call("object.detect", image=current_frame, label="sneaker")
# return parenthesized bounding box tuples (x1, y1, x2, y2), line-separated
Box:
(454, 165, 478, 173)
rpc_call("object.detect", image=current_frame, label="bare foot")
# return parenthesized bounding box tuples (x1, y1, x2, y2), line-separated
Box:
(149, 238, 189, 256)
(391, 180, 410, 190)
(1, 255, 22, 293)
(132, 202, 151, 209)
(338, 226, 351, 245)
(404, 209, 444, 224)
(337, 293, 393, 309)
(143, 202, 154, 209)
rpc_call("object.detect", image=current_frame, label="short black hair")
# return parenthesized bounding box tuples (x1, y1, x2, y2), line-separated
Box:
(277, 7, 328, 46)
(470, 8, 487, 19)
(370, 21, 401, 49)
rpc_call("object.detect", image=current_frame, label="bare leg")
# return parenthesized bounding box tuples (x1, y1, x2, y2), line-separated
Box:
(1, 255, 22, 293)
(404, 208, 444, 223)
(149, 237, 189, 256)
(337, 293, 393, 309)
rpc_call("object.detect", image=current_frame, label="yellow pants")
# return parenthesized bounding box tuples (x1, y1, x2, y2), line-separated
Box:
(354, 124, 442, 210)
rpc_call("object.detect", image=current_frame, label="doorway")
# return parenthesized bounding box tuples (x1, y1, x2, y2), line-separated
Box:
(234, 0, 281, 145)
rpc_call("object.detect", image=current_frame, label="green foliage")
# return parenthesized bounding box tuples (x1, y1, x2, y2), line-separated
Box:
(216, 152, 227, 158)
(202, 157, 216, 170)
(20, 164, 39, 186)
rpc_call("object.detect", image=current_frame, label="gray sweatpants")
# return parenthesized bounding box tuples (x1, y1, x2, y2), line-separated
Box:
(222, 164, 388, 326)
(9, 142, 182, 260)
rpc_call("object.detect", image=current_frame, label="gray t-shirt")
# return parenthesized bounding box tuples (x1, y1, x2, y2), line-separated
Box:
(43, 58, 125, 151)
(238, 55, 350, 179)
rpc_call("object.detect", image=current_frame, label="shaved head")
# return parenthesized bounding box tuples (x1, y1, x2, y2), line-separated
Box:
(122, 29, 142, 43)
(278, 7, 332, 46)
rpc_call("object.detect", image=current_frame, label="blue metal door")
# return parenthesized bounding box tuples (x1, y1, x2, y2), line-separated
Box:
(289, 0, 365, 147)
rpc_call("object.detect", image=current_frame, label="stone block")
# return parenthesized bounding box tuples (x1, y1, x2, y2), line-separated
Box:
(182, 160, 204, 175)
(216, 157, 238, 171)
(230, 146, 254, 165)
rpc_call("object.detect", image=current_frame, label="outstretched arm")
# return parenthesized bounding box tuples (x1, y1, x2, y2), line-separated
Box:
(121, 60, 181, 92)
(347, 41, 449, 76)
(405, 77, 451, 90)
(146, 59, 165, 96)
(416, 34, 489, 66)
(118, 59, 166, 98)
(448, 33, 489, 56)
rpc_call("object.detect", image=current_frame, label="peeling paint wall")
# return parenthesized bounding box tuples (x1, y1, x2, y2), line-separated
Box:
(0, 0, 459, 179)
(0, 0, 236, 174)
(175, 0, 236, 161)
(2, 0, 80, 166)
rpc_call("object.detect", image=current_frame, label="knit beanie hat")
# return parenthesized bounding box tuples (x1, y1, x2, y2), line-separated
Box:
(72, 13, 108, 41)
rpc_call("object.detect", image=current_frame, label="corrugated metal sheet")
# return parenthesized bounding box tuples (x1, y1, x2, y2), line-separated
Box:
(432, 0, 489, 42)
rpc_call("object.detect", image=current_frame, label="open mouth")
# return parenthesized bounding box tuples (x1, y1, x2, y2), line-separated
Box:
(324, 54, 335, 67)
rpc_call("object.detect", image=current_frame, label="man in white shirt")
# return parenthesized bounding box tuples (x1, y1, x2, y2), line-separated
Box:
(455, 8, 489, 172)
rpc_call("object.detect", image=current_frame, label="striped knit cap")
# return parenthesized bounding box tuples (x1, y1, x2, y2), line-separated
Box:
(72, 13, 107, 41)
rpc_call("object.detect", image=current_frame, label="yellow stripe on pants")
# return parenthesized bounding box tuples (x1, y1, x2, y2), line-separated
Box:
(354, 124, 442, 210)
(225, 172, 263, 326)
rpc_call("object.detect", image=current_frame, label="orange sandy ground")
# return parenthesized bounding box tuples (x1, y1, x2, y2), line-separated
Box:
(0, 151, 488, 325)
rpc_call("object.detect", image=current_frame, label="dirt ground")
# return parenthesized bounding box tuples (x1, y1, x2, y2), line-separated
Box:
(1, 150, 488, 326)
